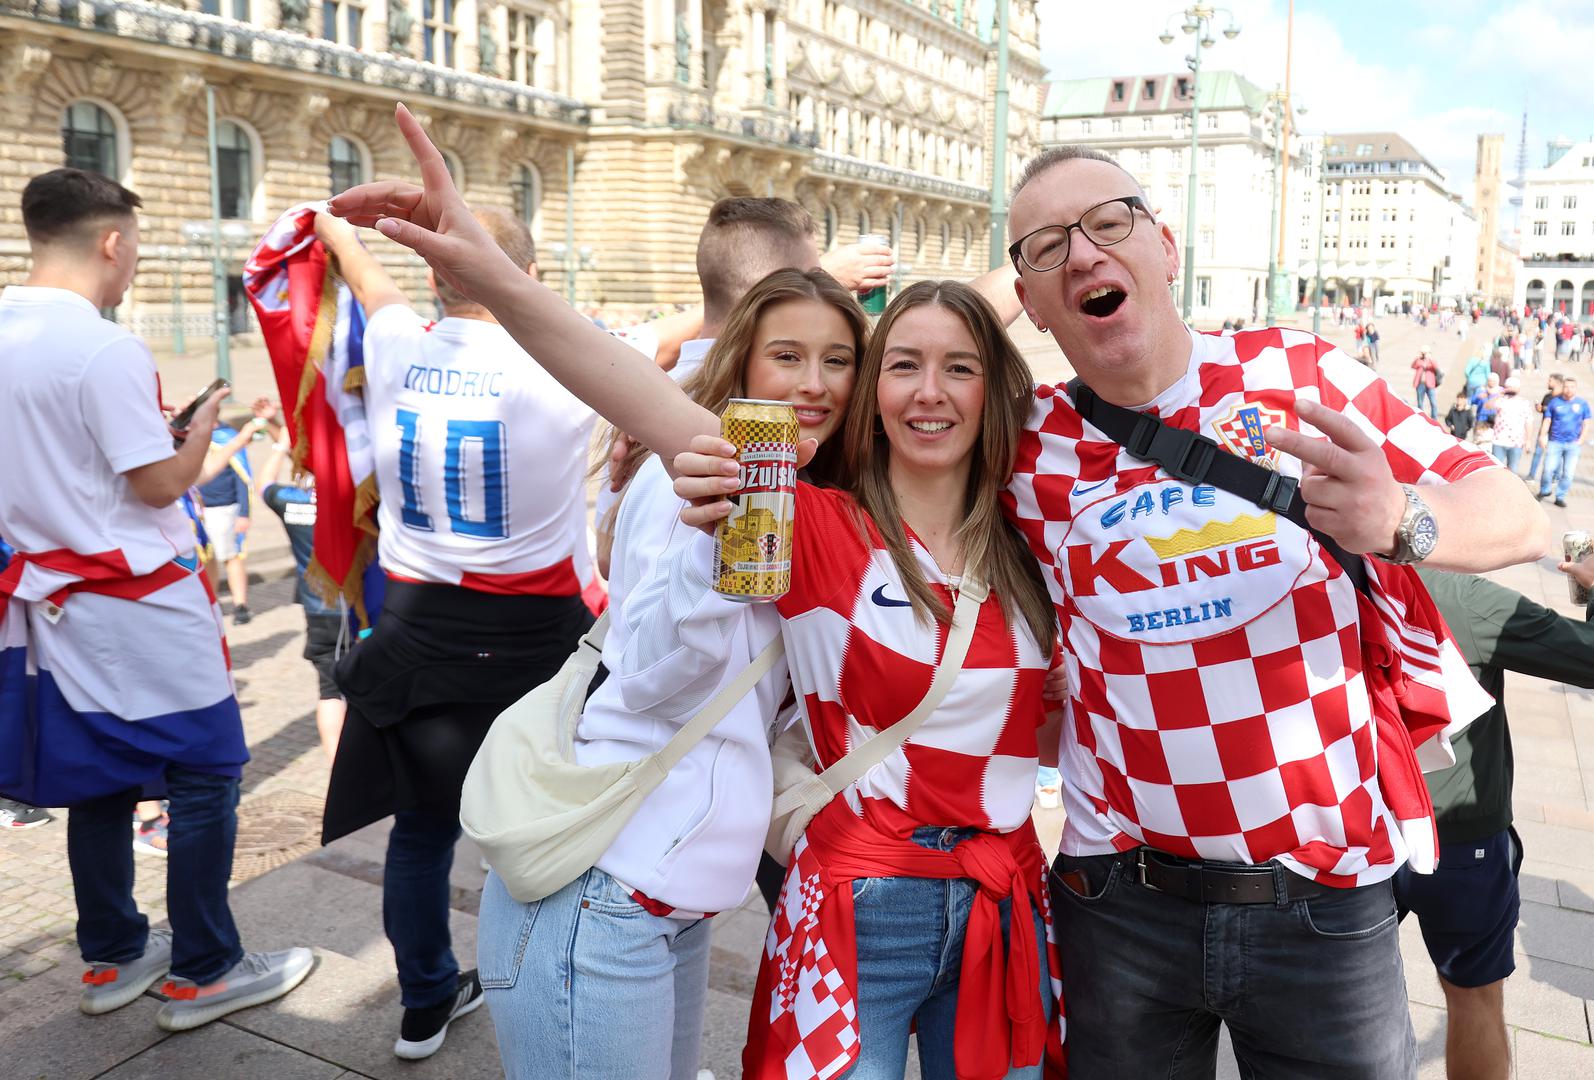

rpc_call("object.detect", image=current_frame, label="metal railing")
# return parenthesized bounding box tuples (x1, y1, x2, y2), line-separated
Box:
(7, 0, 592, 125)
(811, 151, 988, 203)
(664, 101, 819, 150)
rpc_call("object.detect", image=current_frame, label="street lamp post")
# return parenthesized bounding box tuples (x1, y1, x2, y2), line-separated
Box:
(1159, 6, 1241, 322)
(204, 85, 231, 382)
(1265, 90, 1284, 327)
(987, 0, 1011, 270)
(1312, 142, 1327, 335)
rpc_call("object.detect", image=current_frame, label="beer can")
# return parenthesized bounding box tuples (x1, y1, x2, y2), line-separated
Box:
(858, 233, 890, 315)
(714, 399, 799, 602)
(1564, 530, 1593, 606)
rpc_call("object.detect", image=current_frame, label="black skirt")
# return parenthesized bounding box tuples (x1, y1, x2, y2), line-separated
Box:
(320, 578, 592, 844)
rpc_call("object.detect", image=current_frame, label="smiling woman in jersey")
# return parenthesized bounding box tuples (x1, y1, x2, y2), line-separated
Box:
(661, 282, 1063, 1079)
(473, 268, 871, 1080)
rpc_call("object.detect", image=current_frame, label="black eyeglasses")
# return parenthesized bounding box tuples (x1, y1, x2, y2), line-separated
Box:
(1008, 196, 1153, 273)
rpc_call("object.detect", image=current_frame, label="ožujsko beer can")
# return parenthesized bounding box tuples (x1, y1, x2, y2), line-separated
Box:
(714, 399, 799, 602)
(1565, 530, 1593, 606)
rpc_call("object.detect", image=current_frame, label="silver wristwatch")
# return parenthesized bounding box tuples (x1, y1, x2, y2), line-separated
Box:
(1379, 484, 1438, 565)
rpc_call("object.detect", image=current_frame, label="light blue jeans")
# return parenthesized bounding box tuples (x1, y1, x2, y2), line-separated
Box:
(840, 827, 1052, 1080)
(477, 868, 711, 1080)
(1539, 440, 1582, 501)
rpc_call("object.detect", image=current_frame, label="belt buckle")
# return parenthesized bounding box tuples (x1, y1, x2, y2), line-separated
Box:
(1135, 849, 1161, 892)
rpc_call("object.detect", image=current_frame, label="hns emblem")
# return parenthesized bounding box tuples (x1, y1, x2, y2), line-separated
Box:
(1211, 403, 1286, 468)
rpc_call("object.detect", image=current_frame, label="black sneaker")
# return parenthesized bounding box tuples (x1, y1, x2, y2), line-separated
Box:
(0, 798, 53, 830)
(1556, 498, 1568, 507)
(393, 970, 483, 1060)
(232, 605, 252, 626)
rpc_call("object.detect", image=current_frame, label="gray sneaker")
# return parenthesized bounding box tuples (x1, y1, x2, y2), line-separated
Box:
(80, 928, 173, 1015)
(155, 947, 314, 1032)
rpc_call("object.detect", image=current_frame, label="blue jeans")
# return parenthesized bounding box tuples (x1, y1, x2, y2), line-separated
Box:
(384, 809, 463, 1009)
(66, 767, 244, 984)
(1050, 852, 1415, 1079)
(1528, 440, 1547, 481)
(1539, 440, 1582, 501)
(477, 868, 710, 1080)
(1491, 444, 1522, 472)
(840, 827, 1052, 1080)
(1414, 382, 1437, 419)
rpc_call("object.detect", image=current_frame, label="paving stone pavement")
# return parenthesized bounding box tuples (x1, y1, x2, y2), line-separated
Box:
(3, 315, 1592, 1078)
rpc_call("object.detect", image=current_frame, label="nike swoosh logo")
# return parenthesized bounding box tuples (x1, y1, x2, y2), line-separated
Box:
(870, 585, 913, 608)
(1072, 478, 1112, 497)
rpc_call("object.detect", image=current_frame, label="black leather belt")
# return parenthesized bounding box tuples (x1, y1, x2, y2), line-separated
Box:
(1130, 848, 1332, 905)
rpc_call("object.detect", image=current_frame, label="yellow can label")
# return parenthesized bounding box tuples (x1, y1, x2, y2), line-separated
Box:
(714, 401, 798, 601)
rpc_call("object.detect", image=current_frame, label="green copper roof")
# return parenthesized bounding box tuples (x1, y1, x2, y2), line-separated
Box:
(1043, 70, 1270, 118)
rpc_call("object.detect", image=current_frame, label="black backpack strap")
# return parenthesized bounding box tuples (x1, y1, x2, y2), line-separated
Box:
(1066, 379, 1373, 598)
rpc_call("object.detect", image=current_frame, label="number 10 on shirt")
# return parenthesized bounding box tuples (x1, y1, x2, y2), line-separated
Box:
(394, 408, 509, 540)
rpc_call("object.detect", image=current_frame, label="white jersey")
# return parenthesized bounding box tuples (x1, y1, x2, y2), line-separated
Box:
(362, 306, 595, 595)
(0, 286, 194, 572)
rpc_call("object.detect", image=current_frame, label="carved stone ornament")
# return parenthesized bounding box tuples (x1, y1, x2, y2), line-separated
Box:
(279, 0, 310, 31)
(0, 41, 52, 97)
(387, 0, 415, 53)
(87, 54, 119, 96)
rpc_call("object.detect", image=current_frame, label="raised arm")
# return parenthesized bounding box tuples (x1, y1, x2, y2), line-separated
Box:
(327, 104, 716, 464)
(313, 213, 409, 315)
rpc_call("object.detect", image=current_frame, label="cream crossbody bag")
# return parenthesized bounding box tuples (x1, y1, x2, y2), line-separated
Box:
(461, 611, 783, 904)
(765, 574, 988, 864)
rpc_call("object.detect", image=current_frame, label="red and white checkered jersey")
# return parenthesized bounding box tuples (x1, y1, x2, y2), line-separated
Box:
(777, 484, 1052, 835)
(1003, 327, 1496, 886)
(363, 307, 595, 595)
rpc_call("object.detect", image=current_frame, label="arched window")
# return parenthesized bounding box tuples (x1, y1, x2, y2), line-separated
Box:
(913, 218, 924, 258)
(216, 120, 256, 219)
(61, 101, 119, 178)
(509, 163, 541, 238)
(328, 135, 367, 195)
(939, 222, 950, 263)
(823, 205, 838, 250)
(857, 209, 871, 239)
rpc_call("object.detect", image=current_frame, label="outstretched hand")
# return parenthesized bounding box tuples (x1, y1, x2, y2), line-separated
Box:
(1264, 398, 1405, 556)
(673, 434, 818, 535)
(325, 103, 517, 308)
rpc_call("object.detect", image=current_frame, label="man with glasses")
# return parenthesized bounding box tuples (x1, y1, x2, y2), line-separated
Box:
(1000, 146, 1550, 1078)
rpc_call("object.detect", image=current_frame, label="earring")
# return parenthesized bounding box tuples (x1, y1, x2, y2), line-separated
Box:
(1038, 326, 1051, 334)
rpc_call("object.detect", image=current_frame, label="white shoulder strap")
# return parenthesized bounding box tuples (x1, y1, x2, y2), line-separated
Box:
(646, 635, 785, 774)
(803, 575, 988, 802)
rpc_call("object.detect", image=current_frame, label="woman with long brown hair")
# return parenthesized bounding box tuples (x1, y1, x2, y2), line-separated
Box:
(473, 267, 872, 1080)
(649, 281, 1063, 1079)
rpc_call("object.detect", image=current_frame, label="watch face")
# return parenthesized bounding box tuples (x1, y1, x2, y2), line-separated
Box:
(1410, 513, 1439, 557)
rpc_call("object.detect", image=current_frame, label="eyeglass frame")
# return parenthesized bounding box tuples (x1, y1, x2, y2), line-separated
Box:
(1007, 195, 1155, 273)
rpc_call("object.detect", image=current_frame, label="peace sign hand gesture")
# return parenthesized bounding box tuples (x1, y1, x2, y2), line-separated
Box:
(325, 103, 515, 309)
(1264, 398, 1406, 557)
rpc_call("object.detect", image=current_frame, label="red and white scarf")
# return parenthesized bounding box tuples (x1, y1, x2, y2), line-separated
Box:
(744, 801, 1066, 1080)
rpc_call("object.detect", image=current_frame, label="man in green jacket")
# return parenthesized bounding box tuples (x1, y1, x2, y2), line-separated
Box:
(1405, 568, 1594, 1080)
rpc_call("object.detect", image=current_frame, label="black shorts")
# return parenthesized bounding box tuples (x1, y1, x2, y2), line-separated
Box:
(303, 613, 345, 701)
(1393, 827, 1522, 988)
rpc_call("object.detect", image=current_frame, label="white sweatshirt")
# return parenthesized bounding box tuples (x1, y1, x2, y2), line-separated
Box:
(574, 455, 786, 913)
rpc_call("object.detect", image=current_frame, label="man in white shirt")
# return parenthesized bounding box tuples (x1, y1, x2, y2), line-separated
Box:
(0, 168, 311, 1032)
(313, 209, 596, 1060)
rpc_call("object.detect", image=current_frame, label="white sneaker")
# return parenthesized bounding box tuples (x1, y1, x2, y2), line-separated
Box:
(155, 947, 314, 1031)
(79, 928, 173, 1015)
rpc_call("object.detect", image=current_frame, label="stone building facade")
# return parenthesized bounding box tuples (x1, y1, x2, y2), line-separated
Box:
(1514, 139, 1594, 318)
(0, 0, 1044, 342)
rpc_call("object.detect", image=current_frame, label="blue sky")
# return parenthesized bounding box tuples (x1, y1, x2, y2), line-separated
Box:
(1032, 0, 1592, 223)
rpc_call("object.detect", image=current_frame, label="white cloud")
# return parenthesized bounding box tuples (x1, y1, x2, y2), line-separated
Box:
(1030, 0, 1547, 222)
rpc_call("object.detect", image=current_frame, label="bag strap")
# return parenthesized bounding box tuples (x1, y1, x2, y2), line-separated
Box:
(1067, 379, 1373, 599)
(803, 574, 989, 802)
(647, 634, 786, 774)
